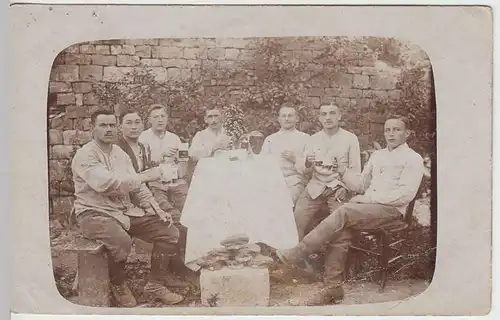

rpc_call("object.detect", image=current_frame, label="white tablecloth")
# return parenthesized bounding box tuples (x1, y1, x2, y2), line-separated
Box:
(180, 154, 299, 265)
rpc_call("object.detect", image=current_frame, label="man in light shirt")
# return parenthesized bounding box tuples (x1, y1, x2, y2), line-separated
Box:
(294, 104, 362, 240)
(138, 104, 189, 226)
(275, 115, 424, 306)
(189, 106, 231, 162)
(261, 104, 310, 204)
(72, 110, 184, 307)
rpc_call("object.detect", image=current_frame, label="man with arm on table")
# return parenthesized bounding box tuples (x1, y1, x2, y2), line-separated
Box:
(275, 115, 424, 306)
(261, 104, 310, 205)
(72, 110, 184, 307)
(189, 106, 231, 161)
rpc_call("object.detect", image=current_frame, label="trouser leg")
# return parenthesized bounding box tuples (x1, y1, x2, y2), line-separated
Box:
(293, 190, 325, 240)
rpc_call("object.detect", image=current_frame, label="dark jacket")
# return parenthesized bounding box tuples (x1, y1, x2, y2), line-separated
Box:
(115, 136, 152, 173)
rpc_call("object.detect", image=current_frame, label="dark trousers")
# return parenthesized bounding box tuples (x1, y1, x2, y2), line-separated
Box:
(77, 210, 180, 285)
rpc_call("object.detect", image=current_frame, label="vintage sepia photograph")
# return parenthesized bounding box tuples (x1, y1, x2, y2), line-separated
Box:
(47, 36, 437, 308)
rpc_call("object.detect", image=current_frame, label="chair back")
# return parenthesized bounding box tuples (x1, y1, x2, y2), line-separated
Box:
(404, 197, 417, 227)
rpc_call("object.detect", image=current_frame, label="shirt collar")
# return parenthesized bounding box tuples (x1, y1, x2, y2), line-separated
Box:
(387, 142, 409, 152)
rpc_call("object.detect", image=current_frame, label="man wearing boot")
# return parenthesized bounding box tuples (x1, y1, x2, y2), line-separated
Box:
(275, 115, 424, 306)
(138, 104, 198, 286)
(71, 109, 185, 307)
(294, 104, 362, 240)
(115, 108, 196, 290)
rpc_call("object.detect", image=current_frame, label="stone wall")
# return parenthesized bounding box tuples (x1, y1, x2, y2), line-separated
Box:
(48, 37, 422, 219)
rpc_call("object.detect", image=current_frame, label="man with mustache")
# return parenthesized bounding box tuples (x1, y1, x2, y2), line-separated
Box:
(275, 115, 424, 305)
(294, 104, 362, 240)
(261, 104, 310, 205)
(189, 106, 231, 162)
(115, 108, 195, 289)
(71, 110, 184, 307)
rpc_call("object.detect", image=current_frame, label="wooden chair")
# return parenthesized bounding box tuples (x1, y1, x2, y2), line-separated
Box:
(345, 196, 417, 291)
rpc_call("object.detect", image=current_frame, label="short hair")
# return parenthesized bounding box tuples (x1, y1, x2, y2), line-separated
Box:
(278, 103, 297, 114)
(118, 108, 142, 124)
(204, 105, 223, 116)
(147, 104, 169, 117)
(90, 109, 115, 126)
(319, 104, 341, 113)
(386, 114, 410, 130)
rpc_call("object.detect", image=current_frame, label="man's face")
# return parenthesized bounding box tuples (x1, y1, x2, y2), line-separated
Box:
(318, 105, 341, 130)
(121, 112, 144, 140)
(205, 109, 223, 130)
(278, 107, 298, 130)
(149, 108, 168, 132)
(93, 114, 117, 144)
(384, 118, 410, 149)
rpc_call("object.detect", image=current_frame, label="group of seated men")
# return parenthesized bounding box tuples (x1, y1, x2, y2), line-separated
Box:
(70, 101, 424, 307)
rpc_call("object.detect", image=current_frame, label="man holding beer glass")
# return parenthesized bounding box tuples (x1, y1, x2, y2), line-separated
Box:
(294, 104, 362, 240)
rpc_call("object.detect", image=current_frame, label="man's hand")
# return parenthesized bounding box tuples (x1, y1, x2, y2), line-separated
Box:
(139, 167, 162, 183)
(156, 208, 173, 226)
(334, 187, 348, 202)
(162, 147, 178, 159)
(305, 153, 316, 168)
(281, 150, 296, 164)
(140, 202, 156, 216)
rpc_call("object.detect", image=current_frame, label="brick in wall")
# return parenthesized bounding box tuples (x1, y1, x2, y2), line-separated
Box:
(370, 75, 398, 90)
(225, 49, 240, 60)
(49, 160, 69, 181)
(49, 129, 63, 145)
(64, 53, 92, 65)
(80, 65, 103, 81)
(95, 45, 110, 55)
(141, 58, 162, 67)
(162, 59, 187, 69)
(184, 48, 207, 60)
(80, 44, 96, 54)
(135, 46, 152, 58)
(72, 82, 93, 94)
(57, 93, 76, 106)
(49, 82, 71, 93)
(154, 46, 183, 59)
(117, 55, 140, 67)
(52, 196, 74, 216)
(51, 65, 79, 82)
(51, 145, 76, 160)
(353, 74, 370, 89)
(103, 66, 133, 82)
(208, 48, 225, 60)
(92, 55, 117, 66)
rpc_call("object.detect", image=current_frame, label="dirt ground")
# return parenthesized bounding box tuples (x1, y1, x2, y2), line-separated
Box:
(51, 198, 432, 307)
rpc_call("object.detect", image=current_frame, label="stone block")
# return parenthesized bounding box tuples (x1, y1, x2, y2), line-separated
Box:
(150, 67, 168, 82)
(240, 49, 255, 61)
(80, 44, 96, 54)
(49, 129, 63, 145)
(359, 58, 376, 67)
(309, 87, 324, 97)
(50, 114, 73, 130)
(92, 55, 117, 66)
(83, 93, 99, 105)
(167, 68, 181, 80)
(49, 159, 69, 181)
(64, 53, 92, 65)
(63, 130, 92, 145)
(351, 98, 372, 109)
(306, 96, 321, 108)
(52, 145, 77, 160)
(75, 94, 84, 106)
(180, 69, 192, 80)
(370, 75, 398, 90)
(155, 46, 183, 59)
(80, 65, 103, 81)
(57, 93, 76, 106)
(117, 55, 140, 67)
(335, 97, 351, 109)
(219, 61, 235, 69)
(66, 105, 90, 118)
(103, 67, 133, 82)
(135, 45, 151, 58)
(162, 59, 187, 69)
(110, 45, 122, 55)
(72, 82, 93, 94)
(95, 45, 110, 55)
(52, 196, 75, 216)
(225, 49, 240, 60)
(184, 48, 207, 60)
(186, 60, 201, 68)
(140, 58, 162, 67)
(353, 74, 370, 89)
(51, 65, 79, 82)
(347, 66, 364, 74)
(324, 86, 343, 97)
(331, 72, 353, 87)
(74, 117, 92, 130)
(208, 48, 225, 60)
(342, 89, 363, 99)
(49, 82, 71, 93)
(200, 267, 269, 307)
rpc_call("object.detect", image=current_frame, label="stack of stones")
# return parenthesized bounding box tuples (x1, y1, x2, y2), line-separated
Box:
(195, 234, 274, 271)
